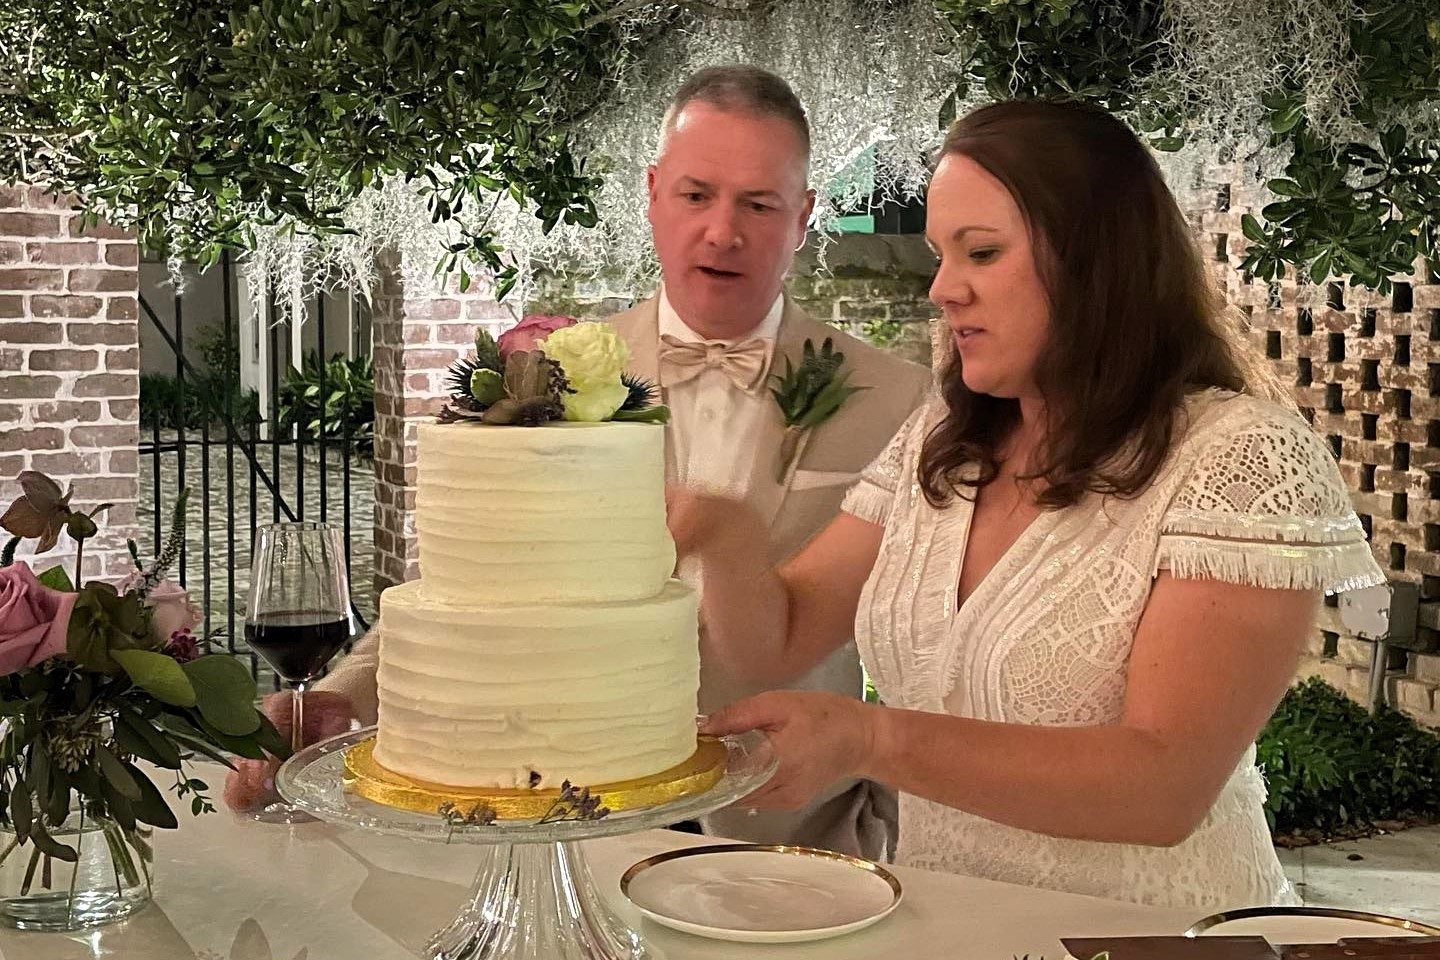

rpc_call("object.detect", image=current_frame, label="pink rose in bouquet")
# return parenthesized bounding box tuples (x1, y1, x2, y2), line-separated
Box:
(118, 572, 202, 647)
(496, 314, 576, 359)
(0, 562, 77, 675)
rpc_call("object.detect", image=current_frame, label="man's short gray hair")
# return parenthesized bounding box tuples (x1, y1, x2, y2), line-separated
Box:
(659, 65, 811, 163)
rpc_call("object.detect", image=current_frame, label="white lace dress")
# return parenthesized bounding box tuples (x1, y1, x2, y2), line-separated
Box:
(841, 389, 1385, 910)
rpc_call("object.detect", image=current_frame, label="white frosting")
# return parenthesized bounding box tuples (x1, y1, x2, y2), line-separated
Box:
(375, 419, 700, 790)
(374, 579, 699, 788)
(415, 421, 675, 605)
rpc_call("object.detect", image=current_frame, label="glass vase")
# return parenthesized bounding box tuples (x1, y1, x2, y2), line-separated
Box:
(0, 807, 152, 931)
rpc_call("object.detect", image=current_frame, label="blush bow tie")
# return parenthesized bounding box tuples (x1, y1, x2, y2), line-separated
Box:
(658, 334, 770, 394)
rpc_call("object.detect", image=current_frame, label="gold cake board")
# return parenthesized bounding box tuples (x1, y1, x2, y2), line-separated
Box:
(343, 736, 728, 819)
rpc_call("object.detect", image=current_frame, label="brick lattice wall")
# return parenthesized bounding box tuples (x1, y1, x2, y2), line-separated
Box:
(1198, 163, 1440, 726)
(0, 185, 140, 582)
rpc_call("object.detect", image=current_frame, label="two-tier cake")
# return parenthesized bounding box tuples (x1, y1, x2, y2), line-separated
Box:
(371, 420, 700, 790)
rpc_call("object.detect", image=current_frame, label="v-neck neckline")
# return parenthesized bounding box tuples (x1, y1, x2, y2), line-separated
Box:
(950, 501, 1050, 622)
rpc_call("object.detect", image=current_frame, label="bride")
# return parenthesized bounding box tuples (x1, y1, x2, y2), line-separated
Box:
(671, 99, 1383, 910)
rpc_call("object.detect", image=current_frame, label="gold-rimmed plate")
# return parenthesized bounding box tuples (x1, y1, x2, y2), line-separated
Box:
(1186, 905, 1440, 942)
(619, 843, 903, 943)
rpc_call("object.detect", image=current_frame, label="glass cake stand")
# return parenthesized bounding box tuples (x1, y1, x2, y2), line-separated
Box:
(276, 726, 777, 960)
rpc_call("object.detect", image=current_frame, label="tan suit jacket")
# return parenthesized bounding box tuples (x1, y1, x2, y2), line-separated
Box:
(319, 296, 930, 860)
(609, 295, 930, 861)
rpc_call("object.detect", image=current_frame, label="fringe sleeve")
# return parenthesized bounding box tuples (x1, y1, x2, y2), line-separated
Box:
(841, 406, 929, 527)
(1155, 403, 1385, 595)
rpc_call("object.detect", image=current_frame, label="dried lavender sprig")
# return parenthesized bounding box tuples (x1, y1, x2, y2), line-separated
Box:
(135, 488, 189, 599)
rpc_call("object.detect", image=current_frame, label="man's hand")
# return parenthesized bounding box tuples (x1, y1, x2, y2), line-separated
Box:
(666, 485, 747, 560)
(222, 691, 357, 813)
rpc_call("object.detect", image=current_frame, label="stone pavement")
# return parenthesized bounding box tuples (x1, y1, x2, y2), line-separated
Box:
(1277, 824, 1440, 927)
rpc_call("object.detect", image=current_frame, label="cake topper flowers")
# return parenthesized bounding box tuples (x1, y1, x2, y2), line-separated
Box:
(441, 316, 670, 427)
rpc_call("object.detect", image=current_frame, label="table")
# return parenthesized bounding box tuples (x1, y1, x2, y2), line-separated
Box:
(0, 811, 1199, 960)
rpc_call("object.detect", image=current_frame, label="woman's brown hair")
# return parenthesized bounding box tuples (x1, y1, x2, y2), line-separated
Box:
(919, 99, 1273, 509)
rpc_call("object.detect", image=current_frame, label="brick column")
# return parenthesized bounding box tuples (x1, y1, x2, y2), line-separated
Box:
(0, 185, 140, 582)
(370, 250, 514, 597)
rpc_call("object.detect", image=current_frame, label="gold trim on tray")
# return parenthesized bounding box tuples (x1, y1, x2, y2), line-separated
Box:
(619, 842, 904, 902)
(1185, 906, 1440, 938)
(342, 735, 728, 819)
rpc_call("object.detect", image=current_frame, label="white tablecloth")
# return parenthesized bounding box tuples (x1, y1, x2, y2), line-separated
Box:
(0, 812, 1200, 959)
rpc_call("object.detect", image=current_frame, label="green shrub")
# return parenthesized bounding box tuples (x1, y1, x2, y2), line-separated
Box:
(139, 322, 259, 432)
(1257, 677, 1440, 836)
(276, 352, 374, 456)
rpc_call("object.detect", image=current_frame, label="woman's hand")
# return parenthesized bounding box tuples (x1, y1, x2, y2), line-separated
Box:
(701, 691, 880, 810)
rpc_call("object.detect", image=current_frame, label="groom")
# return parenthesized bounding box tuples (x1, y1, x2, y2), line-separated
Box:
(604, 66, 928, 859)
(226, 66, 929, 862)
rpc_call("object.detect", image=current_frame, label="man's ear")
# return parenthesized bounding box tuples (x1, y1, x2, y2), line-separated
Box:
(646, 164, 660, 205)
(796, 187, 817, 244)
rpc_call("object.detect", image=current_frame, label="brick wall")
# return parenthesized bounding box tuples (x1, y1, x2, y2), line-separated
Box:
(0, 185, 140, 582)
(370, 252, 515, 594)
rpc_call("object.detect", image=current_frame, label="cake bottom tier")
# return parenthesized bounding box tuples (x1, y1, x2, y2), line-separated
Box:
(373, 578, 699, 789)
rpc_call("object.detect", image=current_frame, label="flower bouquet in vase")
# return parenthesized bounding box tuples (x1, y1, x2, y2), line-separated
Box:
(0, 471, 288, 931)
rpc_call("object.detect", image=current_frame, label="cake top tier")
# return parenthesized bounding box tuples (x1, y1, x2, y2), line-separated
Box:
(413, 421, 676, 605)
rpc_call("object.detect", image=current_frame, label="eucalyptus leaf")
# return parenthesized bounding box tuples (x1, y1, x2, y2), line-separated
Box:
(610, 405, 671, 424)
(112, 649, 198, 708)
(254, 712, 292, 761)
(114, 708, 183, 769)
(182, 656, 261, 736)
(190, 713, 267, 760)
(28, 821, 77, 864)
(125, 762, 179, 829)
(44, 768, 71, 828)
(9, 786, 32, 843)
(99, 779, 137, 833)
(157, 722, 239, 771)
(96, 745, 142, 802)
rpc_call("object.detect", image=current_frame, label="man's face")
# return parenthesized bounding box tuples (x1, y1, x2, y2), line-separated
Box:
(647, 102, 815, 338)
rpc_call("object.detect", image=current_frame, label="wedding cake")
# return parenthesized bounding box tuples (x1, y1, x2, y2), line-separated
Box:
(371, 419, 701, 790)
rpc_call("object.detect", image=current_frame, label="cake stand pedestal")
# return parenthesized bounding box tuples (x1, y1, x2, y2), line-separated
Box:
(276, 727, 777, 960)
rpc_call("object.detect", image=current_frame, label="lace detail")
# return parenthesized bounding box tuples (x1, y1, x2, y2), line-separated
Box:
(1157, 410, 1384, 594)
(852, 390, 1384, 910)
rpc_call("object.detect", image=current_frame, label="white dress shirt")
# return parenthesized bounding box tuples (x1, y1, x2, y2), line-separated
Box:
(658, 287, 783, 500)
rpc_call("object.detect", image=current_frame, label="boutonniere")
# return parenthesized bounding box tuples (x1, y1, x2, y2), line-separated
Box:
(770, 337, 867, 482)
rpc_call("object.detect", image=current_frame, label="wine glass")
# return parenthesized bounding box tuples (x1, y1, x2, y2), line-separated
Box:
(244, 521, 352, 823)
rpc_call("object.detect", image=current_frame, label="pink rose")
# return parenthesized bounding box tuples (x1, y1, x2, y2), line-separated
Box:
(496, 314, 577, 360)
(0, 562, 77, 676)
(119, 573, 202, 646)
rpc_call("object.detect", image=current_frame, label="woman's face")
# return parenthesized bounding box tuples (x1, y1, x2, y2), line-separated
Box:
(926, 153, 1051, 401)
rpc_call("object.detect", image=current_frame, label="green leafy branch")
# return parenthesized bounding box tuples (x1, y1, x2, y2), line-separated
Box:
(0, 0, 640, 288)
(933, 0, 1440, 292)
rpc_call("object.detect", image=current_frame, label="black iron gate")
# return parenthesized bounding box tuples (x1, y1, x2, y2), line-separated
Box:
(137, 254, 373, 686)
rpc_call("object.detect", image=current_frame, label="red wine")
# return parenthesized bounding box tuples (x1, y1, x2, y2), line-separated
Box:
(244, 613, 349, 683)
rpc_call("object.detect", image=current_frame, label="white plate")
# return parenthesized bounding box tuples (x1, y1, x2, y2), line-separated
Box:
(620, 843, 903, 944)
